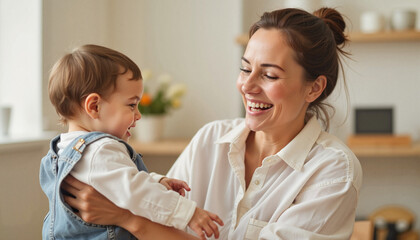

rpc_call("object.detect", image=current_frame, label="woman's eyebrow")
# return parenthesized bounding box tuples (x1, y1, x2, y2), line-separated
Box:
(241, 57, 250, 64)
(242, 57, 285, 72)
(261, 63, 285, 72)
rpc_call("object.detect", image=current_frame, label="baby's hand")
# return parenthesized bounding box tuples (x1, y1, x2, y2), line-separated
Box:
(159, 177, 191, 196)
(188, 207, 224, 239)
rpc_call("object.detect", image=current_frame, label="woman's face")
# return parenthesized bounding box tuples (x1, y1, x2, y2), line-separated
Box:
(237, 28, 313, 134)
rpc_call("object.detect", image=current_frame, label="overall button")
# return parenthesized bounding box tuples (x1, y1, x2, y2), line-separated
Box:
(254, 180, 260, 185)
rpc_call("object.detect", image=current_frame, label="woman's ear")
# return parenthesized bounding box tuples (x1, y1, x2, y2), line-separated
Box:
(306, 75, 327, 103)
(84, 93, 101, 119)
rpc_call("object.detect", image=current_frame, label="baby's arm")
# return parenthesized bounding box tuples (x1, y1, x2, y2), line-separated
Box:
(78, 140, 197, 230)
(188, 207, 224, 239)
(158, 177, 224, 239)
(62, 175, 200, 240)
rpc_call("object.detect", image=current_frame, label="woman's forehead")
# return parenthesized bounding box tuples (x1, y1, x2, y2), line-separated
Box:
(243, 29, 297, 67)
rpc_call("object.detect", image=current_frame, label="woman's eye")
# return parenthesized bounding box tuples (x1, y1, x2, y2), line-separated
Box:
(240, 68, 251, 74)
(264, 74, 279, 80)
(129, 104, 136, 109)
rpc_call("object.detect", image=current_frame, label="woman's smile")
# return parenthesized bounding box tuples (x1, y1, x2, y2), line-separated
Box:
(246, 100, 273, 114)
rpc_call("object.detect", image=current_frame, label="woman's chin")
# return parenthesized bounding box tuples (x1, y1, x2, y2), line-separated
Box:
(245, 118, 263, 132)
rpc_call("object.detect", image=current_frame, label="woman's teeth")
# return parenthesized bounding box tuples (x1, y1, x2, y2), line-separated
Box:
(247, 101, 273, 112)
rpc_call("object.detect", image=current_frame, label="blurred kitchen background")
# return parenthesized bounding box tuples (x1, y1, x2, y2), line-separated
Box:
(1, 0, 420, 238)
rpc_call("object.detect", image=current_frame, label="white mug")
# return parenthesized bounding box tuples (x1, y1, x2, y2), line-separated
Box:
(360, 11, 384, 33)
(391, 9, 416, 31)
(0, 106, 12, 137)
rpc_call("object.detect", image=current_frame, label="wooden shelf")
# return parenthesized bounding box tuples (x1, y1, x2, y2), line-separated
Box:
(235, 30, 420, 46)
(129, 138, 420, 158)
(130, 139, 190, 156)
(349, 142, 420, 158)
(349, 30, 420, 42)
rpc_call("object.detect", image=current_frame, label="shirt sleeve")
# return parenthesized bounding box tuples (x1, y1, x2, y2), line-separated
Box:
(86, 140, 196, 230)
(258, 181, 358, 240)
(149, 172, 165, 182)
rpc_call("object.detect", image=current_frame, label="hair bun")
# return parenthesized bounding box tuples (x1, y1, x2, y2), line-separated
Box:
(313, 7, 347, 46)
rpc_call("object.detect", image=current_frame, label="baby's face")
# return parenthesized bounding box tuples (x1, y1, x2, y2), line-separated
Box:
(94, 71, 143, 141)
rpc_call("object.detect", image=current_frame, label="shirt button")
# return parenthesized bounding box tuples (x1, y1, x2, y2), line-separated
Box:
(254, 180, 260, 185)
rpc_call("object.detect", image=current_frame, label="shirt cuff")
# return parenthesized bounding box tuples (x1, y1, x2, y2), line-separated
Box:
(168, 196, 197, 230)
(149, 172, 165, 182)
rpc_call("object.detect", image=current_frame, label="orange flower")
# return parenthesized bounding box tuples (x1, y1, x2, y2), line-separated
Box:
(140, 93, 152, 106)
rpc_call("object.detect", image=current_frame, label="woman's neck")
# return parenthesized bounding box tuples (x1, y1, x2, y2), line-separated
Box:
(243, 121, 305, 189)
(251, 121, 304, 158)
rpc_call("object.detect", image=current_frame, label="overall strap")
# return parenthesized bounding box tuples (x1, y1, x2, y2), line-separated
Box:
(60, 131, 148, 172)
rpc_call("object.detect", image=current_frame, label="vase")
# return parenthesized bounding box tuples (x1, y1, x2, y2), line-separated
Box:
(133, 115, 165, 142)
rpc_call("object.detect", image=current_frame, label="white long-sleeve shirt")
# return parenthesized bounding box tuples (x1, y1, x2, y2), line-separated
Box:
(57, 131, 196, 230)
(167, 117, 363, 239)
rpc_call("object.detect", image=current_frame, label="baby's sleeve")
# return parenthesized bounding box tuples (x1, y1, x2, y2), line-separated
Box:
(86, 139, 196, 229)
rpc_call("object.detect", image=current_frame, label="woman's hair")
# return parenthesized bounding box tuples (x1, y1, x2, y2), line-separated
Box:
(249, 7, 350, 130)
(48, 44, 142, 124)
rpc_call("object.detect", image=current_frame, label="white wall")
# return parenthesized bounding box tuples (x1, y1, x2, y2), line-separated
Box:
(42, 0, 114, 132)
(121, 0, 244, 139)
(42, 0, 420, 140)
(43, 0, 243, 139)
(0, 0, 42, 137)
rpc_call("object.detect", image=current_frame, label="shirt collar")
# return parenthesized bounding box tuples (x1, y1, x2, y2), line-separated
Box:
(215, 117, 322, 171)
(277, 116, 322, 171)
(215, 120, 249, 147)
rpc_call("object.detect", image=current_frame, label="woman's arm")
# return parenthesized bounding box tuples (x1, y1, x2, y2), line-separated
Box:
(61, 175, 200, 240)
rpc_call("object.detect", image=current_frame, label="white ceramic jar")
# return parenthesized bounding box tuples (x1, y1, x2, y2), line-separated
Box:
(391, 9, 416, 31)
(360, 11, 385, 33)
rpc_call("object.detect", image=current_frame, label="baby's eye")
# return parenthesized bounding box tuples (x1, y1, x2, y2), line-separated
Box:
(129, 104, 136, 109)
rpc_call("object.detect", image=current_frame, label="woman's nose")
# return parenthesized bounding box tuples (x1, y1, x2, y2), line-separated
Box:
(241, 73, 260, 94)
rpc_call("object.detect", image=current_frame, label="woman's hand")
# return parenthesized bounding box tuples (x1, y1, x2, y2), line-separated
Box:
(61, 175, 136, 227)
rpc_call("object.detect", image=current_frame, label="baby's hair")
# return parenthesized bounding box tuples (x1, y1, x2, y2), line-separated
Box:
(48, 44, 142, 124)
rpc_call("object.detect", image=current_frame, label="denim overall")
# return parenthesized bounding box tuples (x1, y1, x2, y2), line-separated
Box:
(39, 132, 147, 240)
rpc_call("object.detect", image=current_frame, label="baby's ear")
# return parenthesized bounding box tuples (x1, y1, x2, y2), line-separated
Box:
(306, 75, 327, 103)
(84, 93, 101, 119)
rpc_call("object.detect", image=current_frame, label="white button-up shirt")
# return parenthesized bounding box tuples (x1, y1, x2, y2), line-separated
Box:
(167, 117, 362, 239)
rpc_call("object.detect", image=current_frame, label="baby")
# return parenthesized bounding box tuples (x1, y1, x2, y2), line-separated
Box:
(40, 44, 222, 239)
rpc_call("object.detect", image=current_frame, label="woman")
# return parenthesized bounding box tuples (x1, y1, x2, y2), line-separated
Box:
(62, 7, 362, 240)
